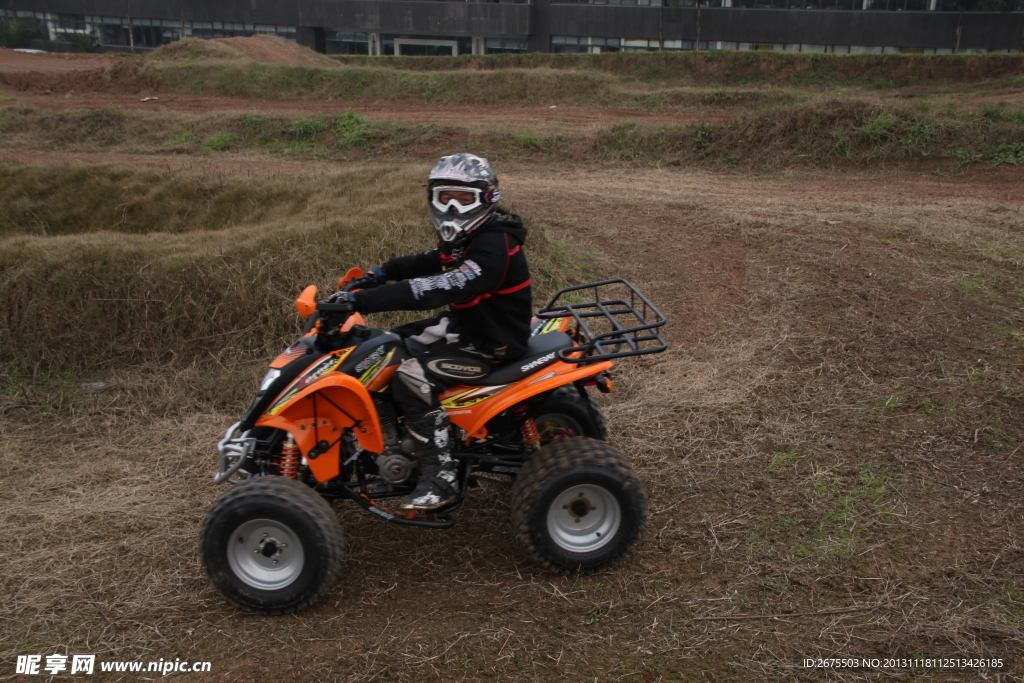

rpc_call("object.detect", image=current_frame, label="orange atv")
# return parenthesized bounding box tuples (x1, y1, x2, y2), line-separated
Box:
(199, 272, 667, 614)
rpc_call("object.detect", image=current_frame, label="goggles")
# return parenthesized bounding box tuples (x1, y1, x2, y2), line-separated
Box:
(430, 185, 484, 214)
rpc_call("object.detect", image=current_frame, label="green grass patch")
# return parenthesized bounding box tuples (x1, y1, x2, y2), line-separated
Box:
(163, 131, 195, 146)
(513, 132, 549, 150)
(202, 131, 234, 151)
(861, 390, 911, 415)
(957, 278, 995, 298)
(990, 142, 1024, 166)
(768, 450, 804, 470)
(288, 118, 328, 140)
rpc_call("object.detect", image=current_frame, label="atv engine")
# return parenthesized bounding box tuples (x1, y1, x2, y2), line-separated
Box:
(375, 453, 416, 485)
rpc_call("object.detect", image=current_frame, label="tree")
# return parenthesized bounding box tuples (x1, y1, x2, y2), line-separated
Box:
(71, 31, 100, 53)
(954, 0, 976, 53)
(0, 16, 43, 49)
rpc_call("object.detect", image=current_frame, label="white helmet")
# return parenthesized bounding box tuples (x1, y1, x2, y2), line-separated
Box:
(427, 153, 500, 243)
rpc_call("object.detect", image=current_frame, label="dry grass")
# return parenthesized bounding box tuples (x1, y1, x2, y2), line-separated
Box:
(2, 100, 1023, 172)
(330, 51, 1024, 88)
(5, 43, 1022, 114)
(3, 159, 1023, 681)
(3, 56, 1024, 678)
(0, 162, 591, 383)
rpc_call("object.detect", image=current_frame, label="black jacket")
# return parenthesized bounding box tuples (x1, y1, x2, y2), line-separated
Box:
(354, 212, 532, 359)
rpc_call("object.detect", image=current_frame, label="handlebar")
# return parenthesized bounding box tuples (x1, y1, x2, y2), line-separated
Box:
(340, 276, 377, 293)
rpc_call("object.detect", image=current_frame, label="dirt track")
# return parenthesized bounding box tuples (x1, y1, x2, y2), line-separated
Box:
(0, 47, 123, 73)
(2, 42, 1024, 682)
(0, 89, 719, 129)
(0, 42, 727, 129)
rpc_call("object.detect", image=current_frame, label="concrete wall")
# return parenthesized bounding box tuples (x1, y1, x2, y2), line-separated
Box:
(9, 0, 1024, 52)
(299, 0, 530, 36)
(549, 6, 1024, 50)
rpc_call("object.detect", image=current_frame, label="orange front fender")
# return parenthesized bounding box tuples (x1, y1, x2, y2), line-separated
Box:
(256, 373, 384, 483)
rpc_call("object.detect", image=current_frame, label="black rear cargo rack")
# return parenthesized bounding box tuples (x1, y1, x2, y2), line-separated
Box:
(535, 279, 668, 363)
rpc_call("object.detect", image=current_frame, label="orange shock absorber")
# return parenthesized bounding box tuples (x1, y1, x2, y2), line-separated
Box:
(514, 405, 541, 451)
(279, 435, 300, 479)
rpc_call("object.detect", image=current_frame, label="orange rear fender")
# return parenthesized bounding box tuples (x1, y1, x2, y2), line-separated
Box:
(444, 360, 613, 440)
(255, 373, 384, 483)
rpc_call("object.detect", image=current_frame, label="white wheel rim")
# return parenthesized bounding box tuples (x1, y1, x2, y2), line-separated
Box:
(546, 484, 621, 553)
(227, 518, 305, 591)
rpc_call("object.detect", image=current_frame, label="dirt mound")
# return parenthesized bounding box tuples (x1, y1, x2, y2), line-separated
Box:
(144, 38, 249, 63)
(0, 47, 123, 75)
(210, 35, 335, 67)
(144, 36, 334, 67)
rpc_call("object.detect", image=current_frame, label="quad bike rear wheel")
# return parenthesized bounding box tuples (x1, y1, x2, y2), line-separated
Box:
(511, 437, 646, 573)
(200, 477, 343, 615)
(531, 386, 608, 443)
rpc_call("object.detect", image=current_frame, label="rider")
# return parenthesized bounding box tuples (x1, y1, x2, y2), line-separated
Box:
(339, 153, 531, 511)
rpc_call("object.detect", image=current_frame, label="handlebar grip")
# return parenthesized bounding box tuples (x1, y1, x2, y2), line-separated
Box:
(316, 302, 354, 313)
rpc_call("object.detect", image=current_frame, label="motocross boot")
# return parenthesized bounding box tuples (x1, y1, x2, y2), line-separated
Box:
(400, 409, 459, 511)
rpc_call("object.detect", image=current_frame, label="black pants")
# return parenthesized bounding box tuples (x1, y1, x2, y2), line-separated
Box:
(391, 314, 500, 429)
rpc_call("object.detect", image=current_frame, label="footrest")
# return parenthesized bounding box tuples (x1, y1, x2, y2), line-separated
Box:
(334, 483, 457, 529)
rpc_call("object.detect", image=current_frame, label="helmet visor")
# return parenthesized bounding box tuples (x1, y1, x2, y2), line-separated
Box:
(430, 185, 484, 215)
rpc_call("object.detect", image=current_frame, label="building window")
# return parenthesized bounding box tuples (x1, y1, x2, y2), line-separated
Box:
(554, 0, 667, 5)
(380, 34, 473, 56)
(553, 36, 693, 53)
(326, 31, 369, 54)
(485, 37, 528, 54)
(621, 38, 689, 51)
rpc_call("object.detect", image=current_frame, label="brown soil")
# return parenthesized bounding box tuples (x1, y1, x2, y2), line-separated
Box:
(0, 41, 727, 127)
(209, 35, 333, 66)
(2, 68, 1024, 682)
(0, 47, 124, 74)
(0, 88, 723, 130)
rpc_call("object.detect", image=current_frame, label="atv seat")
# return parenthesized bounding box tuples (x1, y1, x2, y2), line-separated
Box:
(461, 332, 575, 386)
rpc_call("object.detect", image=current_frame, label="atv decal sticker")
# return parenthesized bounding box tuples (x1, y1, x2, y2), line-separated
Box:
(425, 358, 489, 380)
(265, 348, 353, 417)
(354, 345, 386, 374)
(440, 385, 508, 409)
(521, 352, 556, 373)
(537, 317, 566, 335)
(528, 371, 557, 386)
(269, 340, 307, 368)
(359, 348, 395, 385)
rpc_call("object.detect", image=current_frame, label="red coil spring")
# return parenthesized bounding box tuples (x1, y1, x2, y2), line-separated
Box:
(279, 436, 300, 479)
(514, 405, 541, 450)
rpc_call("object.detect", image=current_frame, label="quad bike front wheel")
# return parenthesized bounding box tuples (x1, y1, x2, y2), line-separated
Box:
(511, 437, 646, 573)
(200, 477, 343, 615)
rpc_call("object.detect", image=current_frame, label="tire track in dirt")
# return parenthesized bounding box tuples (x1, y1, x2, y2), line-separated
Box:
(4, 149, 1024, 681)
(0, 89, 722, 129)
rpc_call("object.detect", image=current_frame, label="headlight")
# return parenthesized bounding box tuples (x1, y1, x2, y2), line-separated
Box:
(259, 369, 282, 392)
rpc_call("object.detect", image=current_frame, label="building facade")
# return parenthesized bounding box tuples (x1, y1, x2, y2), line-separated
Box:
(4, 0, 1022, 55)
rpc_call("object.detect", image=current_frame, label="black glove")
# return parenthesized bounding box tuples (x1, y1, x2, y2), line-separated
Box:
(364, 266, 390, 287)
(315, 292, 356, 353)
(323, 290, 357, 310)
